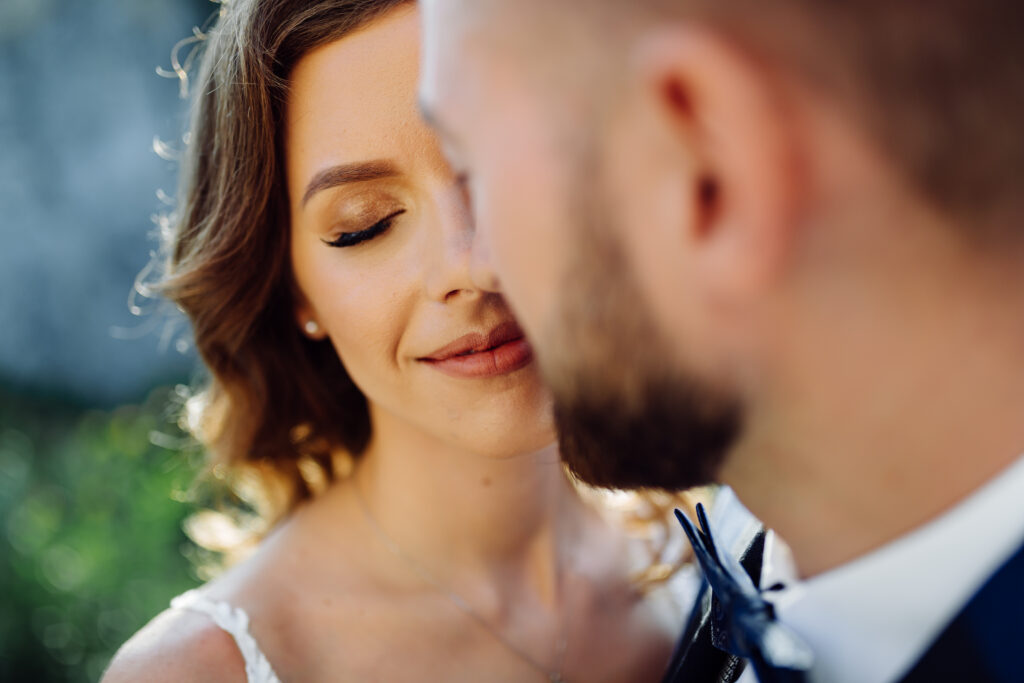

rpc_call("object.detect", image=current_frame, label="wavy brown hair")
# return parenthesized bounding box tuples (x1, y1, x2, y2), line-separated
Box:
(160, 0, 699, 580)
(160, 0, 411, 525)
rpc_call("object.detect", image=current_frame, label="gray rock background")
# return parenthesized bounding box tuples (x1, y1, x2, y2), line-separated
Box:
(0, 0, 211, 406)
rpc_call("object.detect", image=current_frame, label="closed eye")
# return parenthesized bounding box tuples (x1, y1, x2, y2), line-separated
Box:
(323, 209, 406, 248)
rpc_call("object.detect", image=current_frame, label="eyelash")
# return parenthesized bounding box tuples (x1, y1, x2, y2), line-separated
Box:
(322, 209, 406, 248)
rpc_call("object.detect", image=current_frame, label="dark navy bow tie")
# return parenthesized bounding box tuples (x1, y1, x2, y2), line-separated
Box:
(676, 504, 813, 683)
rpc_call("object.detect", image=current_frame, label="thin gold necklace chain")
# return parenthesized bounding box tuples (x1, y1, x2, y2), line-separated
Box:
(352, 482, 570, 683)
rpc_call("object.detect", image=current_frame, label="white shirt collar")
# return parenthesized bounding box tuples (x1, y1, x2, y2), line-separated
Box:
(752, 454, 1024, 683)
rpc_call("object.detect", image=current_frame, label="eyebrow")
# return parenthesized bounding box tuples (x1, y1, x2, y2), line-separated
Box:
(301, 160, 400, 207)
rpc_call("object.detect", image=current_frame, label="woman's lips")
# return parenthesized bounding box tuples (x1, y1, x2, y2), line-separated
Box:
(419, 321, 534, 379)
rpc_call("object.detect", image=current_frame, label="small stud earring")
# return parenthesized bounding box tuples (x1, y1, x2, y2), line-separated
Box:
(303, 320, 321, 336)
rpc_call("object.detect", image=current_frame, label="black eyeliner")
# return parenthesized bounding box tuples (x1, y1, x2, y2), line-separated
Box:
(323, 209, 406, 248)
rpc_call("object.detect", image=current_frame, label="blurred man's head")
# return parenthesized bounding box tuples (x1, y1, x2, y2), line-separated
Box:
(419, 0, 1024, 492)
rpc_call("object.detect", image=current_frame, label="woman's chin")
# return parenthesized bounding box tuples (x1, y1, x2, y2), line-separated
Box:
(453, 419, 558, 460)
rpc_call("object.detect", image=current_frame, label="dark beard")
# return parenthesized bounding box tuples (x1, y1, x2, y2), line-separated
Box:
(545, 158, 743, 491)
(554, 374, 740, 491)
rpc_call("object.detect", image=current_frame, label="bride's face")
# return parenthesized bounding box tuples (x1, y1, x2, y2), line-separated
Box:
(286, 5, 554, 457)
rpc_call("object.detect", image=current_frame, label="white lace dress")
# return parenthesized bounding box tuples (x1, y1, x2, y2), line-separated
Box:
(169, 565, 701, 683)
(170, 589, 282, 683)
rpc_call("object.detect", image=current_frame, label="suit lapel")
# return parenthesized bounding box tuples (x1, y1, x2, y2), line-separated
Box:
(898, 542, 1024, 683)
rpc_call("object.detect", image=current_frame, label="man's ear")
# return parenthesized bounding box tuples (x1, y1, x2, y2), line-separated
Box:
(633, 23, 803, 300)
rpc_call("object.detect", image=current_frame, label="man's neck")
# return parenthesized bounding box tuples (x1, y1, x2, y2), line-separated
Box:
(726, 251, 1024, 578)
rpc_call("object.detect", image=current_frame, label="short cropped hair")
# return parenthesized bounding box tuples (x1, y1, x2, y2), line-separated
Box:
(545, 0, 1024, 240)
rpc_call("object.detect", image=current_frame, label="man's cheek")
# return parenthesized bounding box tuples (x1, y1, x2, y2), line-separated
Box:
(504, 232, 561, 343)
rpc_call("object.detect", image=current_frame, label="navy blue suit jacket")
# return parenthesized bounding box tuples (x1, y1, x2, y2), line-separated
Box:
(897, 541, 1024, 682)
(664, 538, 1024, 683)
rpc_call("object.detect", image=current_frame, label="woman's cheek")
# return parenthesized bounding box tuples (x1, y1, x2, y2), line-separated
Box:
(323, 274, 415, 400)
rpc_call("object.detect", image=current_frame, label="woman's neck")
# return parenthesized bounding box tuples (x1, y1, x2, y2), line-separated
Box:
(336, 404, 589, 609)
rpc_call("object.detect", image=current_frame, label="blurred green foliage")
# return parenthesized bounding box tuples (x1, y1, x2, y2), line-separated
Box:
(0, 385, 202, 682)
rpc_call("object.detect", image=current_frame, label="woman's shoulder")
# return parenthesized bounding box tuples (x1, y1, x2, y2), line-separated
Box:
(102, 493, 379, 683)
(101, 600, 248, 683)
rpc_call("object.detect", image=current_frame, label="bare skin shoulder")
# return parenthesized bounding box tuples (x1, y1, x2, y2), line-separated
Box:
(101, 606, 247, 683)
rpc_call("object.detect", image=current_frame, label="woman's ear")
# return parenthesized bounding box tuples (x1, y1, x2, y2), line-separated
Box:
(301, 318, 324, 338)
(293, 292, 327, 340)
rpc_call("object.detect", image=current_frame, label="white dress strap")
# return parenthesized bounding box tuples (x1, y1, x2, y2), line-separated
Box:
(171, 589, 282, 683)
